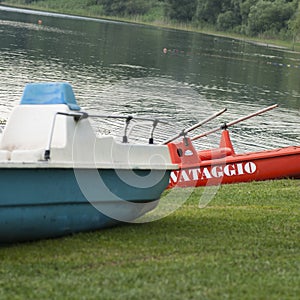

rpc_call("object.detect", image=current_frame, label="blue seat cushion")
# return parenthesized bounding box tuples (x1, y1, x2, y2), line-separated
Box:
(20, 82, 80, 111)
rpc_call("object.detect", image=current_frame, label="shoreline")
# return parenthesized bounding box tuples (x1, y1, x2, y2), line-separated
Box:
(1, 2, 299, 52)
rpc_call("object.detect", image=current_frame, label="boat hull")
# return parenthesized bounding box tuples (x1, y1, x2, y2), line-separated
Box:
(0, 167, 170, 243)
(169, 145, 300, 188)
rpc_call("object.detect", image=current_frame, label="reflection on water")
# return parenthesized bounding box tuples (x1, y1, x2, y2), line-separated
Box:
(84, 77, 300, 152)
(0, 19, 77, 35)
(0, 6, 299, 153)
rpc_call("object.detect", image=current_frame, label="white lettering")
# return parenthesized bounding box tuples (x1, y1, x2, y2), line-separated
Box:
(201, 167, 213, 179)
(244, 162, 257, 174)
(190, 168, 201, 180)
(170, 161, 258, 184)
(170, 171, 180, 183)
(224, 164, 236, 176)
(181, 170, 190, 182)
(211, 165, 223, 178)
(236, 163, 244, 175)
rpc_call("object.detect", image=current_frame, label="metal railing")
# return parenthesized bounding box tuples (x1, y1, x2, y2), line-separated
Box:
(44, 111, 169, 160)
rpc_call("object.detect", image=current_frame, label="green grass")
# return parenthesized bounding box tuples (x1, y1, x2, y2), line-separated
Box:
(0, 179, 299, 299)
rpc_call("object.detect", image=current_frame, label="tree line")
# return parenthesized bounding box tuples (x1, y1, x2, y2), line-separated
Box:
(6, 0, 300, 39)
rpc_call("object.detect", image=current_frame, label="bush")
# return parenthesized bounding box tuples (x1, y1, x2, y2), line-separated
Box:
(101, 0, 151, 16)
(217, 10, 239, 30)
(246, 0, 295, 36)
(165, 0, 197, 22)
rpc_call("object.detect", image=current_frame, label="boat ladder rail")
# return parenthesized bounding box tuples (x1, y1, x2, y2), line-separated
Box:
(45, 111, 169, 160)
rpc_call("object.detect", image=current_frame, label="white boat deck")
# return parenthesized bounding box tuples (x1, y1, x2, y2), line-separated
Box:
(0, 82, 177, 170)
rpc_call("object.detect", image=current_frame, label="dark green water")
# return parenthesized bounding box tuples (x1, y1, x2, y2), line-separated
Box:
(0, 6, 299, 152)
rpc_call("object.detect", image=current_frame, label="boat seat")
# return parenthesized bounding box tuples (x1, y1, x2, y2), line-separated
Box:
(0, 104, 70, 160)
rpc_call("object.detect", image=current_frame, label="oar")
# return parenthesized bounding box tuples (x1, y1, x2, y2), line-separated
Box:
(162, 108, 227, 144)
(191, 104, 278, 141)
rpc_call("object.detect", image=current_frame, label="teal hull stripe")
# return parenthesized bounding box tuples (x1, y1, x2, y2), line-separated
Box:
(0, 168, 170, 242)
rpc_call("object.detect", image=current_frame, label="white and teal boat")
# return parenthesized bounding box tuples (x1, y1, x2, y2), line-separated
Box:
(0, 82, 177, 243)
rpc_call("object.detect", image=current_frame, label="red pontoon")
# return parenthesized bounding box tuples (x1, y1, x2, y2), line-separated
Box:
(166, 105, 300, 188)
(168, 131, 300, 188)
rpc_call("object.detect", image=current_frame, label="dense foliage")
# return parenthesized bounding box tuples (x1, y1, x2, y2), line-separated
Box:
(166, 0, 299, 39)
(3, 0, 300, 39)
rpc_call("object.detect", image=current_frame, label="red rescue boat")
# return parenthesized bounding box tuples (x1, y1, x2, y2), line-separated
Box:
(166, 105, 300, 188)
(168, 131, 300, 188)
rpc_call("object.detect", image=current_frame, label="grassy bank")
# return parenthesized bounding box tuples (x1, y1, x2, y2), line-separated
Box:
(0, 179, 299, 299)
(2, 1, 300, 52)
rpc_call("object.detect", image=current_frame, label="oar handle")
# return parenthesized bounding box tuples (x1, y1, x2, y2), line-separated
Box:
(184, 108, 227, 133)
(191, 127, 220, 141)
(191, 104, 278, 141)
(226, 104, 278, 127)
(163, 108, 227, 144)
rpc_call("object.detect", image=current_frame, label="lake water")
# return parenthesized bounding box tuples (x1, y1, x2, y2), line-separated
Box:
(0, 5, 299, 152)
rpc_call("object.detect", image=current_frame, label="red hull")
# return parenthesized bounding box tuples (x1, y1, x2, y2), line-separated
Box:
(168, 130, 300, 188)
